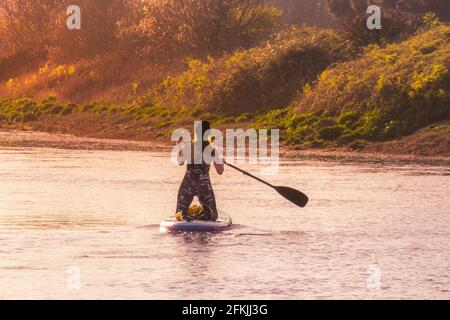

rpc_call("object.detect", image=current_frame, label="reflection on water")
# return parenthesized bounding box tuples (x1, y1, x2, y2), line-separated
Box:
(0, 147, 449, 299)
(0, 213, 127, 230)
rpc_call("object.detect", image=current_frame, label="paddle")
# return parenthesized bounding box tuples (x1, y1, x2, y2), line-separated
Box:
(224, 161, 309, 208)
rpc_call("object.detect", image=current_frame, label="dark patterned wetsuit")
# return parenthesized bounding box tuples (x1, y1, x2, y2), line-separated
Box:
(176, 161, 218, 221)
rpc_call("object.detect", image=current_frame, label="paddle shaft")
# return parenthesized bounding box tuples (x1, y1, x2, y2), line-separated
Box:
(224, 161, 309, 208)
(224, 161, 274, 189)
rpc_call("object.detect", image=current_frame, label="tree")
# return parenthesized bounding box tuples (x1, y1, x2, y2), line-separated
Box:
(326, 0, 450, 21)
(397, 0, 450, 21)
(129, 0, 282, 60)
(0, 0, 63, 59)
(326, 0, 359, 17)
(340, 10, 419, 46)
(50, 0, 137, 61)
(267, 0, 337, 28)
(0, 0, 138, 62)
(324, 0, 449, 46)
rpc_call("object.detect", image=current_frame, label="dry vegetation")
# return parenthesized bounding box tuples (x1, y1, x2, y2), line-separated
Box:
(0, 0, 449, 155)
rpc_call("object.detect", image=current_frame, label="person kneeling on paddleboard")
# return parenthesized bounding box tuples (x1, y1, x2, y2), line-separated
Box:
(175, 120, 224, 222)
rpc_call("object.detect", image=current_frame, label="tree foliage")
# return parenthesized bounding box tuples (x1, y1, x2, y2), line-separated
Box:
(324, 0, 448, 46)
(127, 0, 282, 60)
(0, 0, 282, 65)
(0, 0, 136, 61)
(326, 0, 450, 21)
(268, 0, 336, 27)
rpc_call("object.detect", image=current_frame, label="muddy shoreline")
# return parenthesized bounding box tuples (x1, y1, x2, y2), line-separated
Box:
(1, 129, 449, 166)
(0, 130, 169, 152)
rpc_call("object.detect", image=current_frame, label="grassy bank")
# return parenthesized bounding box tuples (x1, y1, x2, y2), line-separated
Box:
(1, 24, 449, 156)
(256, 24, 450, 147)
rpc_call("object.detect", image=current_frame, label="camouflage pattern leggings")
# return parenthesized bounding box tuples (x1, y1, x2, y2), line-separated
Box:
(176, 170, 218, 221)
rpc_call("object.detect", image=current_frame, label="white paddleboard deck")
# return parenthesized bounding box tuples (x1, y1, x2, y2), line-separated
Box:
(159, 215, 232, 233)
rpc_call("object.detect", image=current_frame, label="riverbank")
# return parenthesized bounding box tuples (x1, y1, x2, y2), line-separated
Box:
(1, 129, 449, 165)
(0, 130, 168, 152)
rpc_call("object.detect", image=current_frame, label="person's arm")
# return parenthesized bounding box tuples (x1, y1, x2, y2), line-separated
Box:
(213, 148, 224, 175)
(177, 137, 185, 166)
(214, 161, 224, 175)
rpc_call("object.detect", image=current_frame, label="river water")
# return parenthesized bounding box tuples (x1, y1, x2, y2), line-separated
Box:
(0, 147, 449, 299)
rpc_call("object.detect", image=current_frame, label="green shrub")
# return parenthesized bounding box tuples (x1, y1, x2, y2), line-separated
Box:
(337, 133, 362, 145)
(81, 104, 94, 112)
(149, 27, 348, 116)
(214, 117, 235, 125)
(295, 24, 450, 141)
(23, 113, 37, 122)
(235, 113, 253, 122)
(50, 105, 63, 115)
(315, 117, 337, 129)
(318, 125, 345, 140)
(338, 110, 360, 128)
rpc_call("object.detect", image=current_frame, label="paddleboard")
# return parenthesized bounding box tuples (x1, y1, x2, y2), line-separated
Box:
(159, 215, 232, 233)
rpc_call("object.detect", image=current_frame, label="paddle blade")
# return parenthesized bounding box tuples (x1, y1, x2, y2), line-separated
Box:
(275, 186, 309, 208)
